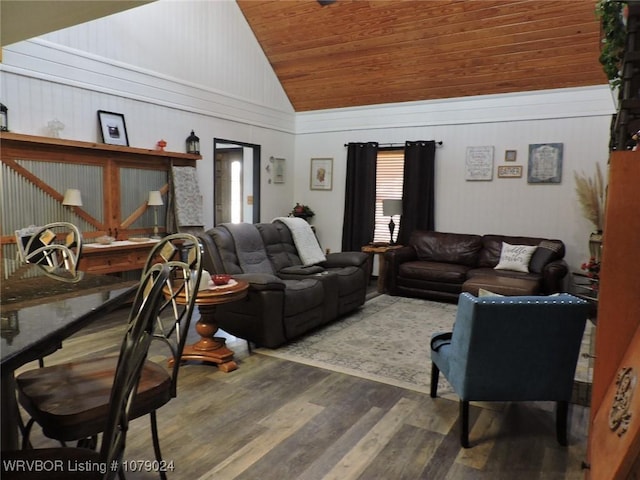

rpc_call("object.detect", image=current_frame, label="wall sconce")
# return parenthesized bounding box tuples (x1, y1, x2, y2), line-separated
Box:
(148, 190, 164, 239)
(62, 188, 83, 207)
(186, 130, 200, 155)
(0, 102, 8, 132)
(382, 199, 402, 245)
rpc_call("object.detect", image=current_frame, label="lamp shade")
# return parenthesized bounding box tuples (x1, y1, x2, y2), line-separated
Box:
(382, 199, 402, 217)
(62, 188, 83, 206)
(148, 191, 164, 206)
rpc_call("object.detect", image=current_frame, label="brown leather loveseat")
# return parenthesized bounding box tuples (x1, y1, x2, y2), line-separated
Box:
(385, 231, 569, 302)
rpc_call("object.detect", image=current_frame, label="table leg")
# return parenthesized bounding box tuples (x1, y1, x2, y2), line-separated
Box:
(180, 304, 237, 372)
(377, 253, 388, 293)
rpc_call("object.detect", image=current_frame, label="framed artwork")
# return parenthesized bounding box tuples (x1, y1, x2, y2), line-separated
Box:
(527, 143, 563, 184)
(497, 165, 523, 178)
(465, 146, 494, 181)
(505, 150, 517, 162)
(310, 158, 333, 190)
(271, 157, 285, 184)
(97, 110, 129, 146)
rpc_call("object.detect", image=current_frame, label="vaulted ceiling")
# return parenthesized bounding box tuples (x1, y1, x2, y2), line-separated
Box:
(237, 0, 607, 112)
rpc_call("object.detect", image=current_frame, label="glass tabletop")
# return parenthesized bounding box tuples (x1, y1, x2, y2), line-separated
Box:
(1, 264, 137, 370)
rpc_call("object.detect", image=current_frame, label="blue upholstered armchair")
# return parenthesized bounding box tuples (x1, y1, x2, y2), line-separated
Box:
(430, 292, 589, 448)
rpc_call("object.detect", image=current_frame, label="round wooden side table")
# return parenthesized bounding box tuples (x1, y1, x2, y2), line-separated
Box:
(174, 279, 248, 372)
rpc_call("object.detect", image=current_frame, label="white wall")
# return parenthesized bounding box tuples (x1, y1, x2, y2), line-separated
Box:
(0, 0, 617, 272)
(294, 86, 616, 270)
(0, 0, 296, 228)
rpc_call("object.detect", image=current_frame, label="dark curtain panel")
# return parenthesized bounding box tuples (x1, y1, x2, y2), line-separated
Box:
(397, 140, 436, 245)
(341, 142, 379, 251)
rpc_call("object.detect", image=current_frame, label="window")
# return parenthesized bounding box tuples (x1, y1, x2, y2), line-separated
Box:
(373, 149, 404, 243)
(230, 160, 242, 223)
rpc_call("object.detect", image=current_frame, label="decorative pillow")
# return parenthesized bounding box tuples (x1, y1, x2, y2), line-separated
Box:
(529, 239, 564, 273)
(478, 288, 504, 297)
(494, 242, 538, 273)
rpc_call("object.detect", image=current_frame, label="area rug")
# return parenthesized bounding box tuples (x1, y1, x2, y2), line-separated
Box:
(256, 295, 594, 398)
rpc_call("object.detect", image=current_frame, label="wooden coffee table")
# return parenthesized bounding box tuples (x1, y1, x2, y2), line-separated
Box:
(175, 279, 249, 372)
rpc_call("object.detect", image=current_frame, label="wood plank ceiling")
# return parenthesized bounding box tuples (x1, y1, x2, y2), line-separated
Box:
(236, 0, 608, 112)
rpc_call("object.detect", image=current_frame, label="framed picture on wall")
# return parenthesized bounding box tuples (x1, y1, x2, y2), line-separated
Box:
(527, 143, 563, 184)
(310, 158, 333, 190)
(497, 165, 523, 178)
(465, 146, 494, 181)
(97, 110, 129, 146)
(272, 157, 285, 184)
(505, 150, 517, 162)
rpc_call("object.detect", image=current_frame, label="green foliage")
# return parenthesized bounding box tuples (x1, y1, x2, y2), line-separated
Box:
(291, 203, 315, 217)
(596, 0, 627, 89)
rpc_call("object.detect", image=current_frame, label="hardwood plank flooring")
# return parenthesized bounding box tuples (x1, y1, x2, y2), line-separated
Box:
(18, 302, 589, 480)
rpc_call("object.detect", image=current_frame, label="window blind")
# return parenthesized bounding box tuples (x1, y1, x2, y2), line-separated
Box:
(374, 150, 404, 243)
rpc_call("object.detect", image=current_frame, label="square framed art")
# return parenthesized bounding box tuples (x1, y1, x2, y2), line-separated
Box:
(97, 110, 129, 146)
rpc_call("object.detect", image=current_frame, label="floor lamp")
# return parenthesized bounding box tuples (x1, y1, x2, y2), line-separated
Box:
(148, 191, 164, 239)
(382, 199, 402, 245)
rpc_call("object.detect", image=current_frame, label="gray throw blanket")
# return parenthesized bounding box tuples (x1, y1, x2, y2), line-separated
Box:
(221, 223, 274, 274)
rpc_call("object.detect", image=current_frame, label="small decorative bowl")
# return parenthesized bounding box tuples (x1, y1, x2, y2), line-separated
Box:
(212, 274, 232, 285)
(96, 235, 115, 245)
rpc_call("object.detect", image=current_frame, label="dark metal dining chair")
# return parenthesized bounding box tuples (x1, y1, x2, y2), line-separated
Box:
(1, 264, 171, 479)
(16, 234, 203, 480)
(15, 222, 83, 283)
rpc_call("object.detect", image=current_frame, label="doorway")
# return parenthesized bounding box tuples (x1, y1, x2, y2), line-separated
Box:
(213, 139, 261, 226)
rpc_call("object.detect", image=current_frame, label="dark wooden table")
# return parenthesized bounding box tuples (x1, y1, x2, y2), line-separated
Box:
(361, 244, 403, 293)
(1, 265, 137, 450)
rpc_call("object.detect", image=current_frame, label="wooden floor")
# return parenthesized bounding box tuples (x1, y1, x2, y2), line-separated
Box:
(21, 297, 590, 480)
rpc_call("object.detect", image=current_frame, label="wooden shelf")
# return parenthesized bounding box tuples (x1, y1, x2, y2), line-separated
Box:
(0, 132, 201, 162)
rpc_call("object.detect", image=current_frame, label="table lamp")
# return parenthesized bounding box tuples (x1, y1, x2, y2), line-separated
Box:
(62, 188, 83, 207)
(382, 199, 402, 245)
(148, 190, 164, 239)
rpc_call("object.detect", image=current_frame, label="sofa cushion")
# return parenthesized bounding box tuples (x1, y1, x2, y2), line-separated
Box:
(222, 223, 274, 274)
(410, 231, 482, 267)
(399, 260, 470, 284)
(462, 275, 542, 296)
(529, 239, 565, 273)
(256, 223, 302, 270)
(282, 279, 324, 316)
(494, 242, 537, 273)
(477, 235, 545, 268)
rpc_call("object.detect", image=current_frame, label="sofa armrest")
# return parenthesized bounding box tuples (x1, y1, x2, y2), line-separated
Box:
(385, 246, 417, 294)
(279, 265, 325, 275)
(233, 273, 286, 291)
(541, 259, 570, 294)
(322, 251, 369, 268)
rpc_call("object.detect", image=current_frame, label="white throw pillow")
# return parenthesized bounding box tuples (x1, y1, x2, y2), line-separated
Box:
(478, 288, 504, 297)
(494, 242, 537, 273)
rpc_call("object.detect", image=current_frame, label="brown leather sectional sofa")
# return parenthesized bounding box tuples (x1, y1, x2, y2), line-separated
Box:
(385, 230, 569, 302)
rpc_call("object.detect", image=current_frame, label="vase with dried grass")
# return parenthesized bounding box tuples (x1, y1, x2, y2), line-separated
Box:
(574, 163, 606, 262)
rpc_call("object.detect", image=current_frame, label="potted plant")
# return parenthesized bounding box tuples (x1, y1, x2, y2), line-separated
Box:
(574, 163, 607, 262)
(597, 0, 627, 90)
(290, 203, 315, 220)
